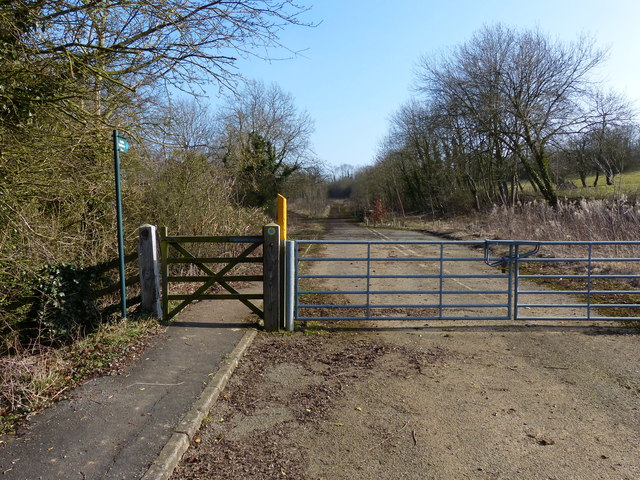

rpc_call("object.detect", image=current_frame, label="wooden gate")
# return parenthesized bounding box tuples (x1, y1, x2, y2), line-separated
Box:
(159, 225, 281, 327)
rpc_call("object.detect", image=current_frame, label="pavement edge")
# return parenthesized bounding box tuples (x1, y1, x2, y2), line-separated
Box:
(140, 328, 258, 480)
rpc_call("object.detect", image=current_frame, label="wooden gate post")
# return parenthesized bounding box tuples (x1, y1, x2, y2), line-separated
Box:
(263, 223, 281, 331)
(138, 224, 162, 318)
(158, 226, 168, 322)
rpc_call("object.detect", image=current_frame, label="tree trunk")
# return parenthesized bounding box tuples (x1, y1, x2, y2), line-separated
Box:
(521, 152, 558, 208)
(579, 171, 587, 188)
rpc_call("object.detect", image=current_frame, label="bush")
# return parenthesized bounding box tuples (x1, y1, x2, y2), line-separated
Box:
(23, 263, 104, 346)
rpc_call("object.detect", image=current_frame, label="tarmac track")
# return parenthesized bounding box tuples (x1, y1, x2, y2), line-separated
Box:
(0, 298, 256, 480)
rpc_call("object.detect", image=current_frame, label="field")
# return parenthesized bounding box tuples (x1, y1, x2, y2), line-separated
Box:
(524, 170, 640, 200)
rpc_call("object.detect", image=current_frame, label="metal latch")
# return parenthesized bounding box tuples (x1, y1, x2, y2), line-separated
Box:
(484, 241, 540, 267)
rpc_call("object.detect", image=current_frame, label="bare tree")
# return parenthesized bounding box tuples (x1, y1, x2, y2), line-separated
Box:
(584, 91, 636, 185)
(216, 80, 315, 207)
(417, 24, 607, 207)
(335, 164, 355, 181)
(560, 90, 636, 187)
(0, 0, 312, 128)
(147, 98, 220, 163)
(282, 164, 328, 216)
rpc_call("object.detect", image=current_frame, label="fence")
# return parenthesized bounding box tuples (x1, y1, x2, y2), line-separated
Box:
(292, 239, 640, 323)
(158, 224, 282, 330)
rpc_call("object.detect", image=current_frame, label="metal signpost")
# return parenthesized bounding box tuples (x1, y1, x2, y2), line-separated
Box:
(113, 130, 129, 319)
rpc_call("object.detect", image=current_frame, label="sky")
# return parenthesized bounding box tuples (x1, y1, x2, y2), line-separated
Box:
(206, 0, 640, 170)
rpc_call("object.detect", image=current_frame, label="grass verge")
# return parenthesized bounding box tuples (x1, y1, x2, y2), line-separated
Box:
(0, 315, 162, 435)
(518, 262, 640, 326)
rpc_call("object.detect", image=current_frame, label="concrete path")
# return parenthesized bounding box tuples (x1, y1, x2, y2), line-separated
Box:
(0, 300, 258, 480)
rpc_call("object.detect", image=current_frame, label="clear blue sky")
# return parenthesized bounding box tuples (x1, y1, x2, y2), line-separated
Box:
(207, 0, 640, 170)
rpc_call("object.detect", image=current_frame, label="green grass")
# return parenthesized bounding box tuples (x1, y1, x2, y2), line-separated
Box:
(560, 170, 640, 198)
(520, 170, 640, 200)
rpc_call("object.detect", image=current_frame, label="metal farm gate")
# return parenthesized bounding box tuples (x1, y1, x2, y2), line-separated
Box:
(293, 239, 640, 323)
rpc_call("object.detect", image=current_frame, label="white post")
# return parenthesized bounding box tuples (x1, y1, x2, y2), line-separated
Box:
(285, 240, 295, 332)
(138, 224, 162, 318)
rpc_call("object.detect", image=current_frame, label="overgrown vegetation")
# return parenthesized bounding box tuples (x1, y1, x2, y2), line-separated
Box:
(411, 198, 640, 324)
(0, 1, 317, 431)
(426, 198, 640, 243)
(0, 316, 161, 434)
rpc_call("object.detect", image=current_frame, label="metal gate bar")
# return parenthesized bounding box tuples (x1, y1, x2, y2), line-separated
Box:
(514, 240, 640, 321)
(294, 239, 640, 322)
(295, 240, 512, 321)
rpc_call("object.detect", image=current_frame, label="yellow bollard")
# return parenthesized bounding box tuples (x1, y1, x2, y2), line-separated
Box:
(277, 194, 287, 240)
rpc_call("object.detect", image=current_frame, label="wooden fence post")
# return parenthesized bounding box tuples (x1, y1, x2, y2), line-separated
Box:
(263, 223, 281, 332)
(138, 224, 162, 318)
(158, 226, 169, 322)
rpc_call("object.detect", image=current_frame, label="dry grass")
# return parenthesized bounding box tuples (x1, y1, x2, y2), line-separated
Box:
(409, 199, 640, 323)
(420, 198, 640, 252)
(0, 348, 69, 415)
(0, 316, 161, 434)
(485, 198, 640, 242)
(479, 199, 640, 266)
(417, 199, 640, 277)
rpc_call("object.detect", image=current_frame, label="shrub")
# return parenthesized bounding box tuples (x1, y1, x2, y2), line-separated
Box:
(23, 264, 104, 346)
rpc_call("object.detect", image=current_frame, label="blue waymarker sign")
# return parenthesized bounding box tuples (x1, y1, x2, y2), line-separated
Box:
(116, 136, 129, 153)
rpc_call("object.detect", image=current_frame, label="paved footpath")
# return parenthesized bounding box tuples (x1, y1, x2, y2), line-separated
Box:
(0, 300, 257, 480)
